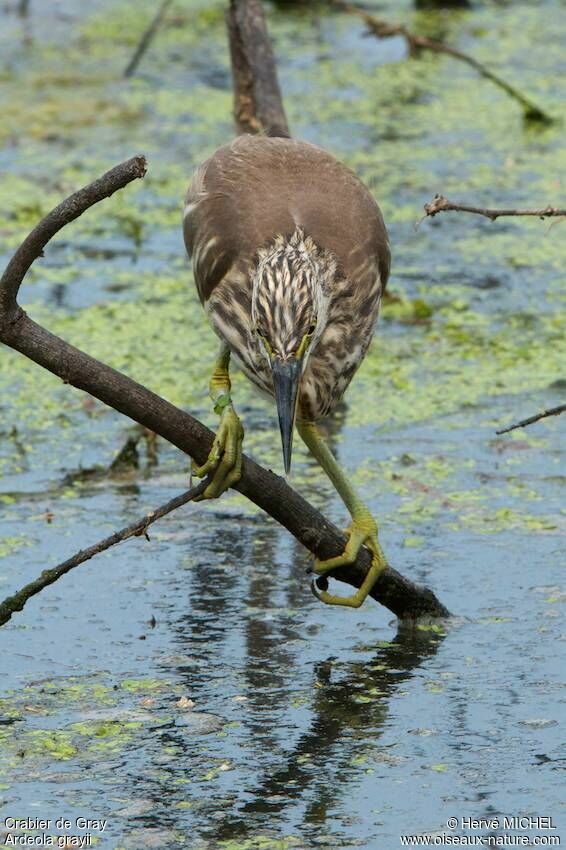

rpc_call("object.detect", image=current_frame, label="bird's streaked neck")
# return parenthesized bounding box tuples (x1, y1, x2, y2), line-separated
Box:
(251, 226, 332, 364)
(250, 227, 336, 474)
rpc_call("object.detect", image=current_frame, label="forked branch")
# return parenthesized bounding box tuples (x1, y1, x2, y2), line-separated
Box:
(419, 193, 564, 432)
(0, 160, 449, 623)
(329, 0, 553, 124)
(423, 194, 566, 222)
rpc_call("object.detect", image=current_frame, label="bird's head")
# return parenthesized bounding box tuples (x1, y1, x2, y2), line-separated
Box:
(251, 228, 334, 475)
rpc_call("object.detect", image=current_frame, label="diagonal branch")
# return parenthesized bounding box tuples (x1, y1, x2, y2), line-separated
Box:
(422, 194, 566, 223)
(123, 0, 174, 78)
(496, 404, 566, 436)
(0, 478, 210, 627)
(329, 0, 553, 124)
(0, 160, 449, 622)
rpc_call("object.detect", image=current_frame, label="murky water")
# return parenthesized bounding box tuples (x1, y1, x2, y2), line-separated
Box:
(1, 1, 564, 848)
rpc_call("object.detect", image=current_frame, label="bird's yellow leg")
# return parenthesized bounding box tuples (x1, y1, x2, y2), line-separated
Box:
(193, 344, 244, 500)
(297, 420, 387, 608)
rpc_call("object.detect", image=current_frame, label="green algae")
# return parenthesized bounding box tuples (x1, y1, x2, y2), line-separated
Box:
(25, 730, 78, 760)
(120, 677, 168, 693)
(0, 673, 168, 788)
(0, 535, 30, 558)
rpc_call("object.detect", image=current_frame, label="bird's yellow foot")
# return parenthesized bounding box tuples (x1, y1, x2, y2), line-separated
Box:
(192, 404, 244, 500)
(311, 512, 387, 608)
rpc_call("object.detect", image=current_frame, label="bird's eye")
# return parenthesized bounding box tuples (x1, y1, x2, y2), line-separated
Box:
(307, 323, 316, 336)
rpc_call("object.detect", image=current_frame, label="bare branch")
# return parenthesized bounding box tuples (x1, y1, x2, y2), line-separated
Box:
(0, 155, 147, 319)
(421, 197, 565, 434)
(496, 404, 566, 436)
(0, 161, 449, 622)
(329, 0, 553, 124)
(0, 479, 210, 627)
(227, 0, 290, 137)
(422, 194, 566, 223)
(124, 0, 174, 78)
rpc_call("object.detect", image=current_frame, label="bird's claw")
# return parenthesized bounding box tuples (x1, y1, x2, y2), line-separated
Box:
(309, 514, 387, 608)
(192, 406, 244, 500)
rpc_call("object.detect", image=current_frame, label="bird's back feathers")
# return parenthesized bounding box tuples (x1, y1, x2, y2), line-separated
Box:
(184, 135, 390, 305)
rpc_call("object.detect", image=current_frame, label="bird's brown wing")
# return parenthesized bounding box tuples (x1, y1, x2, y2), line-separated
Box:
(184, 135, 390, 305)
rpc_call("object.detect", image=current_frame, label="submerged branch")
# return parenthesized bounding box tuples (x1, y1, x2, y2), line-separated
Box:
(227, 0, 290, 137)
(123, 0, 174, 78)
(329, 0, 553, 123)
(0, 480, 210, 627)
(0, 159, 449, 623)
(422, 194, 566, 222)
(496, 404, 566, 436)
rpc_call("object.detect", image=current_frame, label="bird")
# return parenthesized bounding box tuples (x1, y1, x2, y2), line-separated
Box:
(183, 134, 391, 608)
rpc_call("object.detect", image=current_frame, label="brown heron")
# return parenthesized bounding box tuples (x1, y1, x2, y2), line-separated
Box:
(184, 135, 390, 607)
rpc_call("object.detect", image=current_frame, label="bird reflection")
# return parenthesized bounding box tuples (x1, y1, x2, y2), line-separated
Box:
(204, 626, 445, 843)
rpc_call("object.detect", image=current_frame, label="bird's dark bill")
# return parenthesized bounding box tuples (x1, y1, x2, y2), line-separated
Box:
(271, 357, 301, 475)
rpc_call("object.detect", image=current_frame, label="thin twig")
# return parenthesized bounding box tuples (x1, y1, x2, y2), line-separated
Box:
(422, 194, 566, 223)
(124, 0, 174, 78)
(496, 404, 566, 436)
(0, 479, 209, 627)
(329, 0, 553, 123)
